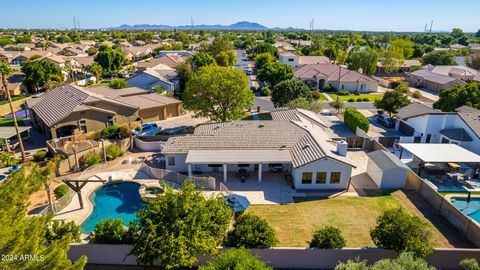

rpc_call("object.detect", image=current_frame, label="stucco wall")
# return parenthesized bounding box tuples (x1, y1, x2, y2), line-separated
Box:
(292, 157, 352, 190)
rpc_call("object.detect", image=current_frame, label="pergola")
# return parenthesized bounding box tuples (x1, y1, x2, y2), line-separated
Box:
(185, 149, 292, 182)
(0, 126, 31, 140)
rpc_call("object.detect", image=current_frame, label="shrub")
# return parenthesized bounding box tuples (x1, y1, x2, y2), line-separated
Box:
(226, 213, 278, 248)
(311, 90, 321, 99)
(46, 220, 81, 243)
(322, 85, 337, 92)
(200, 248, 272, 270)
(459, 258, 480, 270)
(309, 226, 346, 249)
(348, 98, 355, 102)
(99, 125, 130, 140)
(338, 91, 350, 96)
(93, 218, 128, 244)
(362, 98, 370, 102)
(356, 98, 362, 102)
(344, 107, 369, 133)
(260, 87, 271, 96)
(353, 91, 360, 96)
(370, 207, 433, 258)
(54, 184, 69, 199)
(33, 150, 48, 162)
(395, 84, 410, 93)
(413, 90, 422, 99)
(390, 81, 401, 89)
(105, 143, 123, 160)
(108, 78, 127, 89)
(80, 152, 102, 170)
(0, 152, 20, 167)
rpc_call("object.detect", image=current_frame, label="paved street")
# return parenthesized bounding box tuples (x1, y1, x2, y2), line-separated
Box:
(234, 49, 258, 89)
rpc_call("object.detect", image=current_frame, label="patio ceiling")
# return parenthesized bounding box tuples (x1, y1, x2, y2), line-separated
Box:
(399, 143, 480, 163)
(185, 150, 292, 164)
(0, 126, 31, 140)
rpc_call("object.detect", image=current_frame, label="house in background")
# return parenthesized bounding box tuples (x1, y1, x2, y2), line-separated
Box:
(408, 65, 479, 92)
(26, 84, 183, 138)
(127, 63, 179, 92)
(5, 74, 27, 96)
(134, 54, 186, 72)
(162, 110, 356, 190)
(294, 64, 378, 92)
(395, 103, 480, 155)
(279, 52, 330, 67)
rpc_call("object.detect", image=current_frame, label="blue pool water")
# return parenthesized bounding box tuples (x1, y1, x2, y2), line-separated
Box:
(451, 197, 480, 222)
(81, 182, 146, 233)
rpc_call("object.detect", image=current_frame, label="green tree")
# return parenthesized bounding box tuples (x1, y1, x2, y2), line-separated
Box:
(347, 48, 378, 75)
(204, 36, 234, 57)
(379, 46, 404, 73)
(93, 218, 129, 244)
(287, 97, 323, 113)
(200, 248, 272, 270)
(433, 82, 480, 111)
(335, 49, 349, 64)
(271, 79, 312, 108)
(175, 63, 192, 93)
(258, 62, 293, 87)
(250, 42, 276, 55)
(329, 97, 345, 114)
(89, 62, 103, 81)
(190, 51, 216, 69)
(94, 44, 125, 76)
(129, 181, 232, 269)
(183, 65, 255, 121)
(0, 164, 87, 269)
(476, 30, 480, 38)
(226, 213, 278, 248)
(335, 252, 435, 270)
(391, 39, 414, 59)
(215, 50, 236, 67)
(46, 220, 81, 243)
(459, 258, 480, 270)
(466, 54, 480, 70)
(422, 50, 456, 65)
(374, 90, 411, 116)
(21, 60, 62, 92)
(108, 78, 127, 89)
(344, 107, 370, 133)
(309, 226, 346, 249)
(451, 28, 465, 39)
(254, 52, 274, 70)
(370, 208, 433, 258)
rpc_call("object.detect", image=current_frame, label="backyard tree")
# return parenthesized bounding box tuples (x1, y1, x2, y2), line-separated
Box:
(89, 62, 103, 81)
(0, 164, 87, 269)
(370, 208, 433, 258)
(94, 44, 125, 75)
(466, 54, 480, 70)
(309, 226, 346, 249)
(271, 79, 311, 108)
(254, 52, 275, 70)
(108, 78, 127, 89)
(287, 97, 323, 113)
(129, 181, 232, 269)
(379, 46, 404, 73)
(433, 82, 480, 112)
(200, 248, 272, 270)
(257, 62, 293, 87)
(347, 48, 378, 75)
(0, 63, 27, 162)
(374, 90, 410, 116)
(21, 60, 62, 92)
(334, 252, 435, 270)
(215, 50, 236, 67)
(391, 39, 415, 59)
(422, 50, 456, 65)
(183, 65, 255, 121)
(329, 96, 345, 114)
(189, 51, 216, 69)
(226, 213, 278, 248)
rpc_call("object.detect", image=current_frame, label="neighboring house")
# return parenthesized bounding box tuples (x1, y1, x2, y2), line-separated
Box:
(367, 150, 410, 189)
(127, 63, 179, 92)
(11, 50, 53, 65)
(395, 103, 480, 155)
(162, 111, 356, 190)
(26, 84, 183, 138)
(122, 46, 153, 61)
(5, 74, 27, 96)
(450, 44, 468, 51)
(135, 54, 186, 71)
(377, 59, 422, 73)
(408, 65, 479, 92)
(279, 52, 330, 67)
(294, 64, 378, 92)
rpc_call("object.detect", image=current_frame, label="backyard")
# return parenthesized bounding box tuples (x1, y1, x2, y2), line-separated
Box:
(248, 190, 470, 248)
(328, 93, 383, 102)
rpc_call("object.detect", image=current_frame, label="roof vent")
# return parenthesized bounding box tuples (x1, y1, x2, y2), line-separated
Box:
(258, 124, 265, 128)
(302, 144, 310, 150)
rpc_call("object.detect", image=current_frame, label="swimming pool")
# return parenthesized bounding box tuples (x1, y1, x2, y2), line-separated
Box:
(451, 197, 480, 222)
(81, 182, 146, 233)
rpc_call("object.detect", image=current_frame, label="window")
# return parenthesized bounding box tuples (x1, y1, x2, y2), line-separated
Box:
(341, 84, 345, 90)
(316, 172, 327, 184)
(330, 172, 341, 184)
(288, 58, 294, 62)
(168, 157, 175, 166)
(106, 116, 114, 127)
(302, 172, 313, 184)
(360, 84, 366, 91)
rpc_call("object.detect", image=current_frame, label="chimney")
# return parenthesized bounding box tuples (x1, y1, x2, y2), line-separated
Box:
(336, 140, 348, 157)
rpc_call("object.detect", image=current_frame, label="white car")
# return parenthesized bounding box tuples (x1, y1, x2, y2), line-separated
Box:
(132, 123, 161, 136)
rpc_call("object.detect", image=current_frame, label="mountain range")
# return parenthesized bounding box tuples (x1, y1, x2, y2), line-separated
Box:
(112, 21, 286, 30)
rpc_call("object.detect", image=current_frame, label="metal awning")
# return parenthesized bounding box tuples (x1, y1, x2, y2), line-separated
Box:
(399, 143, 480, 163)
(185, 150, 292, 164)
(0, 126, 31, 140)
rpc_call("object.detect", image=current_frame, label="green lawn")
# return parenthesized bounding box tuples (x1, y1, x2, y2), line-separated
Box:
(328, 93, 383, 102)
(317, 93, 328, 101)
(248, 190, 451, 248)
(0, 117, 26, 127)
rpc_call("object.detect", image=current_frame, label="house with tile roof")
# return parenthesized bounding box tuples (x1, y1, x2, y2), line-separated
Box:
(395, 103, 480, 155)
(279, 52, 330, 67)
(162, 111, 356, 190)
(126, 63, 179, 92)
(408, 65, 479, 92)
(293, 64, 378, 92)
(26, 84, 183, 138)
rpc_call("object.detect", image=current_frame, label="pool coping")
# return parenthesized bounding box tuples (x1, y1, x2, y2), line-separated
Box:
(444, 194, 480, 224)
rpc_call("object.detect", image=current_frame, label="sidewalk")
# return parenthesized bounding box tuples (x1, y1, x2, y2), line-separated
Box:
(322, 93, 334, 102)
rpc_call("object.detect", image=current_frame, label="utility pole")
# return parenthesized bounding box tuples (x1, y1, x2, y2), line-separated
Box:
(73, 16, 77, 30)
(430, 20, 433, 33)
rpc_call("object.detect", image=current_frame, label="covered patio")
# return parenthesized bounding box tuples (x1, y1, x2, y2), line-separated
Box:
(0, 126, 32, 151)
(185, 149, 292, 183)
(399, 143, 480, 191)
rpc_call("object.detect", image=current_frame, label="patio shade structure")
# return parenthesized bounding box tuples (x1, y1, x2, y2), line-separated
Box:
(0, 126, 31, 140)
(398, 143, 480, 163)
(224, 194, 251, 213)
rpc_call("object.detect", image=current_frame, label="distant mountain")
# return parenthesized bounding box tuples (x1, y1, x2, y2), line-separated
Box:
(111, 21, 269, 30)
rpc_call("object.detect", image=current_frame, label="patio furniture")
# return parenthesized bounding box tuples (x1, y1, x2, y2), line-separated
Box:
(238, 168, 249, 183)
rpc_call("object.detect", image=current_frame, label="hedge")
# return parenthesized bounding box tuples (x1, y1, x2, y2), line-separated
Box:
(344, 107, 369, 133)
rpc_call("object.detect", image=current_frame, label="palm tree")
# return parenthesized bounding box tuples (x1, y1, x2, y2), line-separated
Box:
(0, 63, 27, 162)
(41, 155, 61, 213)
(63, 129, 93, 172)
(89, 62, 102, 84)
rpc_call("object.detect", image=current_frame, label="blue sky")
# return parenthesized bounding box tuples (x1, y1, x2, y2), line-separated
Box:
(1, 0, 479, 32)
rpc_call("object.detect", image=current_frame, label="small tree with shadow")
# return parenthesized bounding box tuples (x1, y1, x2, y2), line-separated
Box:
(309, 226, 346, 249)
(200, 248, 272, 270)
(226, 213, 278, 248)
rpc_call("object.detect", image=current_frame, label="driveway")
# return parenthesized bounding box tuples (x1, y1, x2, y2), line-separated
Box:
(253, 96, 275, 112)
(357, 110, 404, 137)
(317, 110, 354, 138)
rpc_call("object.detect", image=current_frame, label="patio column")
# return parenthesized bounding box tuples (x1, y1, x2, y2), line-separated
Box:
(223, 164, 228, 183)
(258, 164, 262, 182)
(188, 164, 192, 178)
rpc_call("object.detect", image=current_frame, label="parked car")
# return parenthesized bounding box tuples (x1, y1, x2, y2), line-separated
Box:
(245, 70, 252, 75)
(376, 114, 395, 128)
(132, 122, 161, 136)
